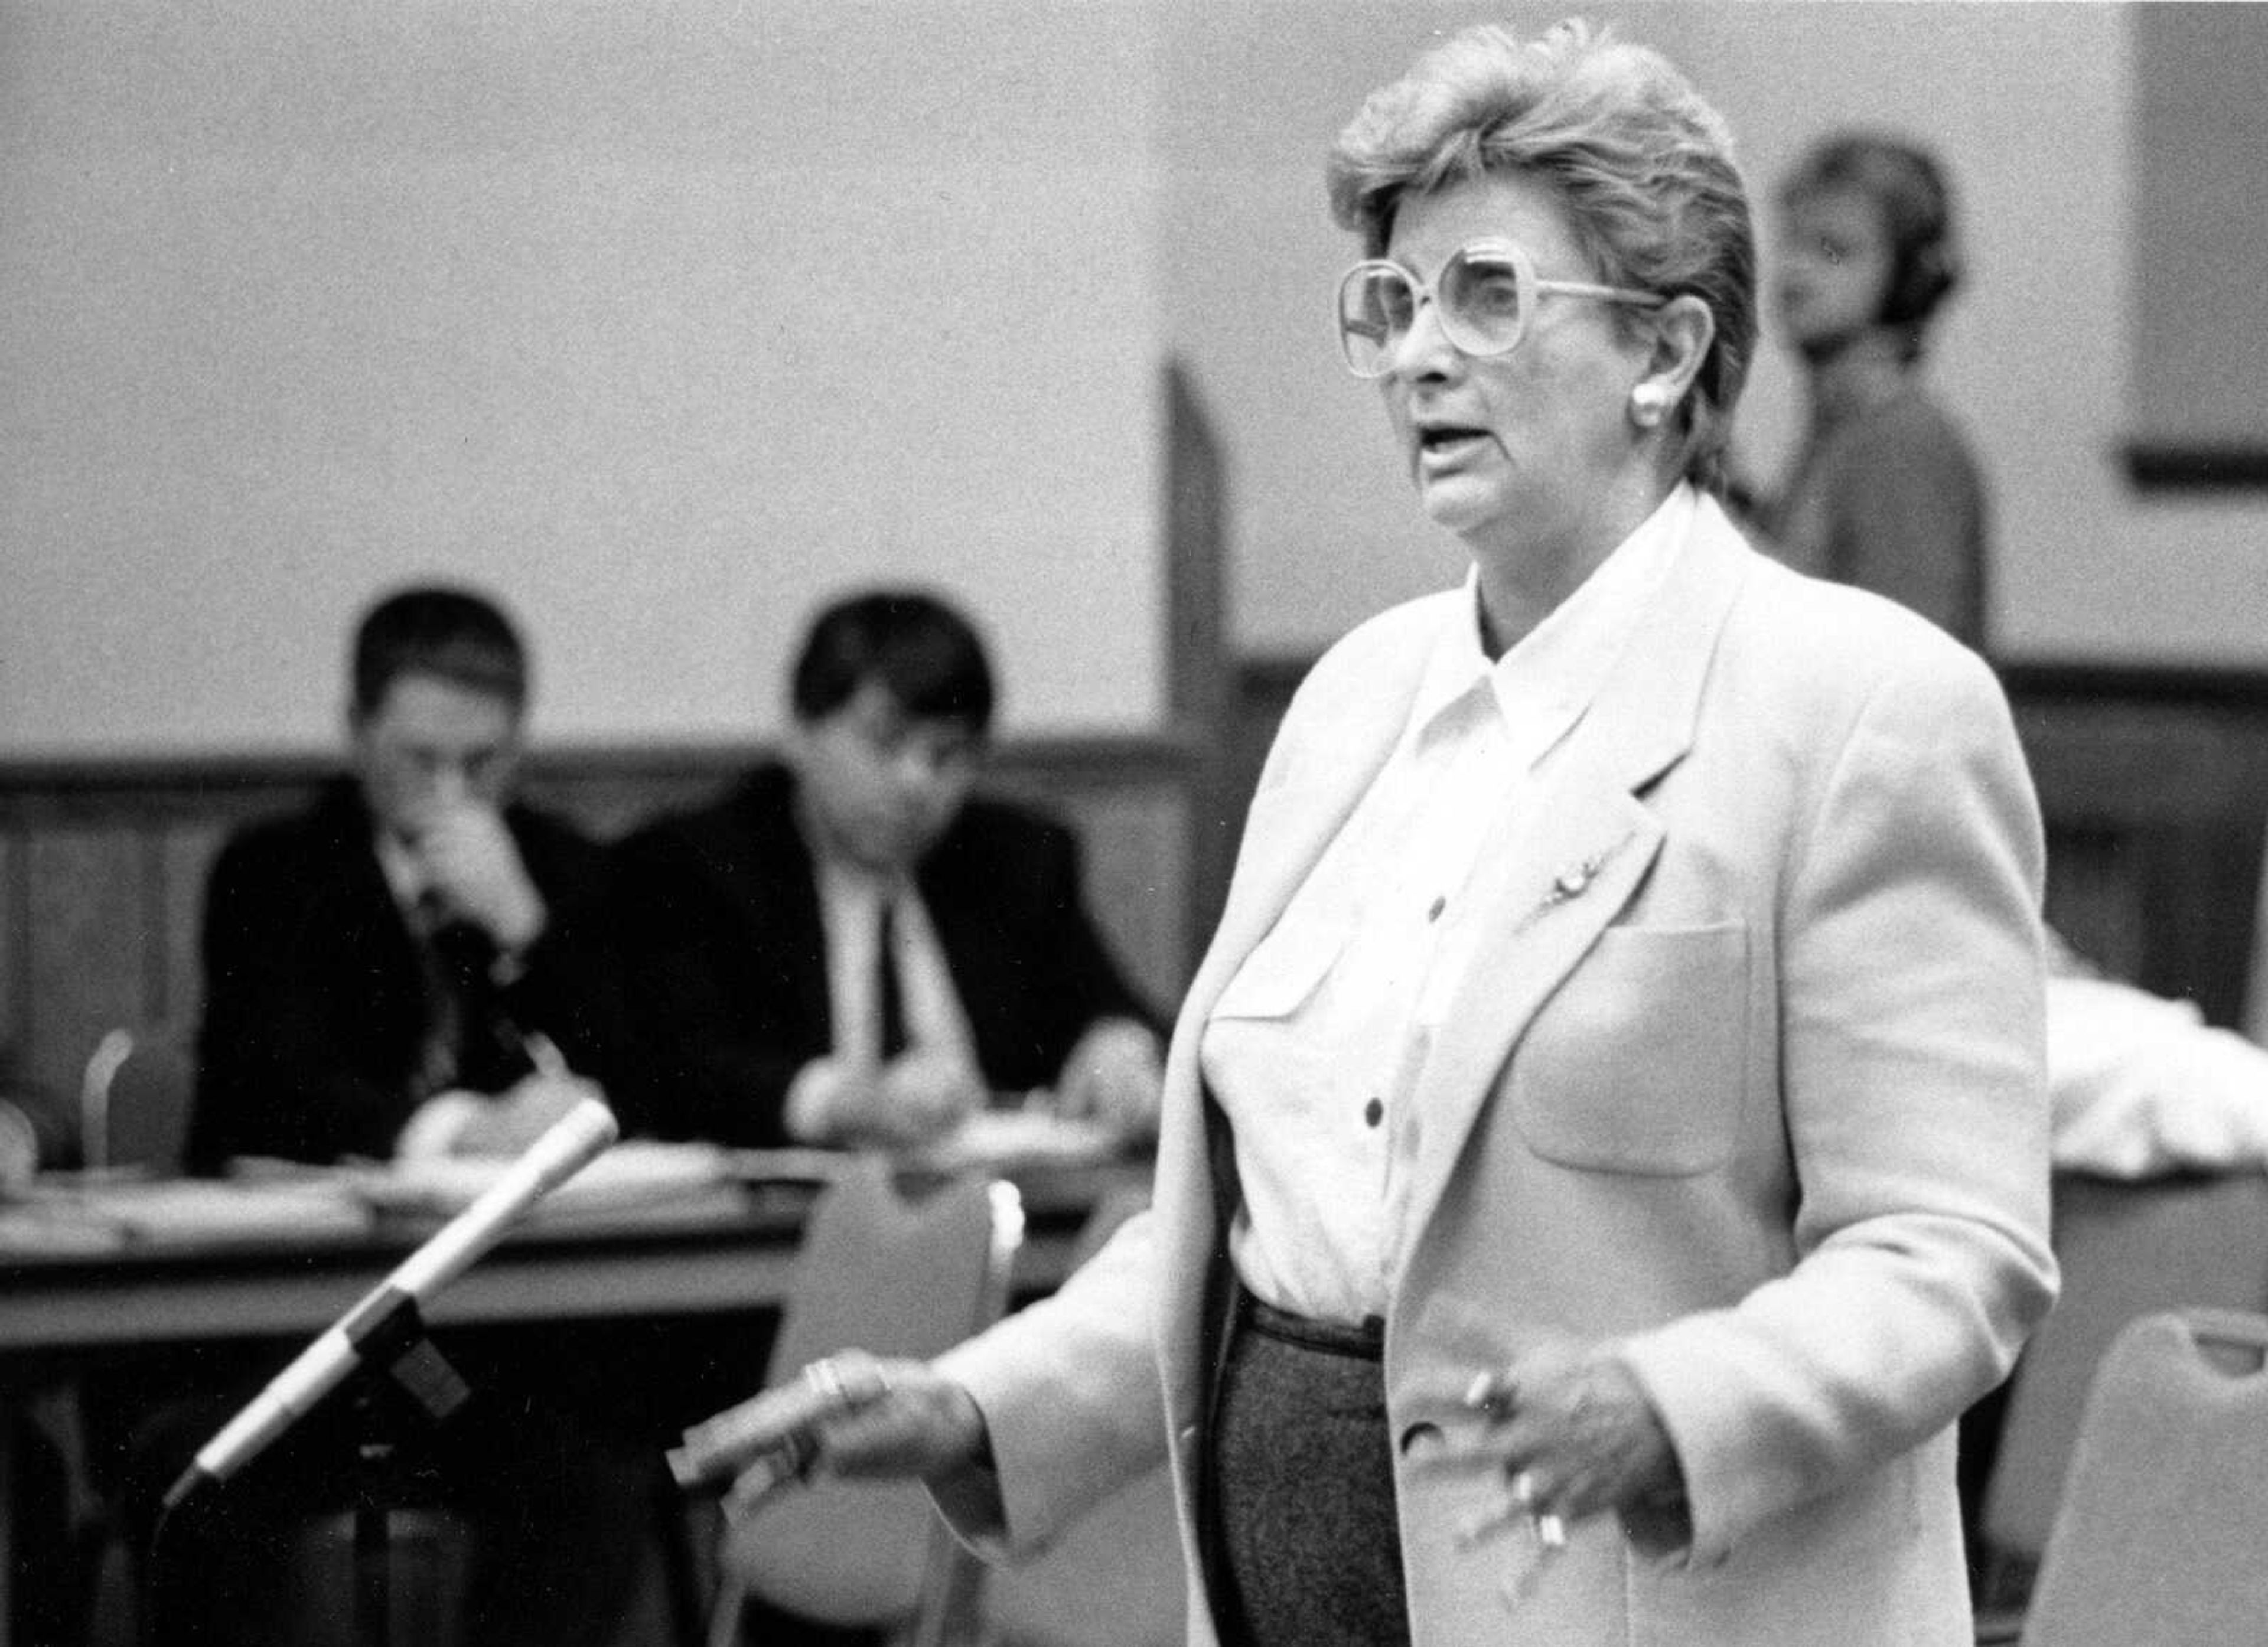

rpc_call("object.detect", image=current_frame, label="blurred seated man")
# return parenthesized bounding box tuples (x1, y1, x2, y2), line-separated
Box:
(615, 586, 1162, 1152)
(190, 583, 623, 1170)
(120, 583, 649, 1647)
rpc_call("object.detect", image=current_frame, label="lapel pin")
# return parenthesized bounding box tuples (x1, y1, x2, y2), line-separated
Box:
(1548, 853, 1605, 904)
(1511, 830, 1636, 937)
(1542, 834, 1633, 911)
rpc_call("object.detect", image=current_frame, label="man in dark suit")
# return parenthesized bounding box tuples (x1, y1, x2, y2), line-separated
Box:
(615, 588, 1162, 1152)
(131, 585, 649, 1647)
(190, 585, 622, 1169)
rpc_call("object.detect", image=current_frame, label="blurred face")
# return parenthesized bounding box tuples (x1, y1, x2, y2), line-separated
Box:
(1376, 173, 1657, 580)
(350, 672, 523, 842)
(1772, 186, 1895, 355)
(786, 680, 983, 875)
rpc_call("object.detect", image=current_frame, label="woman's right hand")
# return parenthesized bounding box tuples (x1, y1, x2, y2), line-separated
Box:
(669, 1349, 992, 1521)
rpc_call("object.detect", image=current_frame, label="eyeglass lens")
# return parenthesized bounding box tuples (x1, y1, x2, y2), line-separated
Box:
(1338, 247, 1530, 376)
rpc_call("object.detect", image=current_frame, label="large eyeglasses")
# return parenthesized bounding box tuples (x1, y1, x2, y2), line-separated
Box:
(1335, 239, 1663, 378)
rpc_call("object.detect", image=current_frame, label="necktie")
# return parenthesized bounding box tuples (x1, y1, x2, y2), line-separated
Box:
(876, 895, 909, 1062)
(414, 895, 520, 1095)
(412, 892, 468, 1097)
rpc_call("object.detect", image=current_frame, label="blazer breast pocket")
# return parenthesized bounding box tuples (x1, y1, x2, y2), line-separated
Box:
(1210, 909, 1341, 1024)
(1507, 922, 1749, 1176)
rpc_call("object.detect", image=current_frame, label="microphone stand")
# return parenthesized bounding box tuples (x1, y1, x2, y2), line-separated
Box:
(341, 1289, 471, 1647)
(148, 1290, 472, 1647)
(149, 1097, 614, 1643)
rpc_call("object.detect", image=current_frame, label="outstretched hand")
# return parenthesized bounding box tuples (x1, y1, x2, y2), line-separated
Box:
(669, 1350, 991, 1522)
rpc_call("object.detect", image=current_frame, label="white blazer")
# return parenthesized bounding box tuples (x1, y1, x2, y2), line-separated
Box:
(941, 495, 2057, 1646)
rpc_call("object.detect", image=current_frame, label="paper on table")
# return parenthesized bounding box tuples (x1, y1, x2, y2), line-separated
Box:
(912, 1107, 1123, 1171)
(5, 1177, 374, 1249)
(349, 1139, 739, 1219)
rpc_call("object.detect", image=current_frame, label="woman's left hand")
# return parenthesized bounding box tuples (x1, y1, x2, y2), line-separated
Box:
(1425, 1337, 1684, 1546)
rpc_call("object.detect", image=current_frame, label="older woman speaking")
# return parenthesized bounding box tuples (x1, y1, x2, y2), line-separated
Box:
(674, 20, 2055, 1645)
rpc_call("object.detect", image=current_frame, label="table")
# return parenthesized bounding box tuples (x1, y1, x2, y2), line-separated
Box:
(0, 1155, 1149, 1646)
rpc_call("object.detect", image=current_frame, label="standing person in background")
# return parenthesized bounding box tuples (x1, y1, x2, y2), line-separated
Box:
(670, 21, 2055, 1645)
(613, 587, 1162, 1153)
(1758, 131, 1991, 650)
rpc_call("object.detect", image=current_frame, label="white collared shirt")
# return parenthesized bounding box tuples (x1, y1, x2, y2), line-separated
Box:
(1200, 487, 1693, 1323)
(374, 830, 431, 921)
(815, 857, 979, 1072)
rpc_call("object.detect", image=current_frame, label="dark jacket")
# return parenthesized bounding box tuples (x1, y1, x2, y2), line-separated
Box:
(190, 778, 623, 1170)
(610, 762, 1157, 1147)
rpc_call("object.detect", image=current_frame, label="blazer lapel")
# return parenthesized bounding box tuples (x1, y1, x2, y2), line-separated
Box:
(1394, 503, 1757, 1251)
(1181, 620, 1439, 1033)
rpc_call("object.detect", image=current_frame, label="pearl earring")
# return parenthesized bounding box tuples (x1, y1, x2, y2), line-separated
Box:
(1630, 384, 1672, 428)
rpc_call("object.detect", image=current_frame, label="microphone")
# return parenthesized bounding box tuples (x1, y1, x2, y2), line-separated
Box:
(163, 1096, 619, 1511)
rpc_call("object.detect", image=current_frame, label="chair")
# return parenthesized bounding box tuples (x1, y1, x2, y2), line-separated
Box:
(970, 1183, 1185, 1647)
(2008, 1309, 2268, 1646)
(36, 1026, 199, 1638)
(79, 1023, 197, 1174)
(704, 1158, 1024, 1647)
(1977, 1170, 2268, 1566)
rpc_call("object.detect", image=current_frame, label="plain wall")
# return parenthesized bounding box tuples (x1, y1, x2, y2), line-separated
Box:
(0, 0, 1165, 756)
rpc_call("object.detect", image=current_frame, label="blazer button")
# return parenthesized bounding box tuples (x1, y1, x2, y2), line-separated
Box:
(1396, 1420, 1442, 1456)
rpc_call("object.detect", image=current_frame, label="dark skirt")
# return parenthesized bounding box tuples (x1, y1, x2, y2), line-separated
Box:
(1207, 1290, 1410, 1647)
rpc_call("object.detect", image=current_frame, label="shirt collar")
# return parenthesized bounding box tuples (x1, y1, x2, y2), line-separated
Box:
(374, 829, 426, 913)
(1409, 483, 1696, 741)
(814, 849, 904, 908)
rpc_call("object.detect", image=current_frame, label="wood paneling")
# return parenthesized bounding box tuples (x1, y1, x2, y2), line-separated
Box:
(160, 821, 228, 1030)
(0, 736, 1201, 1116)
(1, 834, 22, 1061)
(31, 654, 2256, 1124)
(24, 829, 151, 1104)
(2005, 663, 2268, 1028)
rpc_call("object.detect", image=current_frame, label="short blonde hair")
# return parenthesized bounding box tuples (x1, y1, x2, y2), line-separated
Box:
(1327, 18, 1756, 489)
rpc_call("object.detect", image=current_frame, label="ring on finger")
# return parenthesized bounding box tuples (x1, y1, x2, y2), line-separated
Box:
(1465, 1370, 1514, 1420)
(1508, 1472, 1567, 1555)
(804, 1359, 849, 1410)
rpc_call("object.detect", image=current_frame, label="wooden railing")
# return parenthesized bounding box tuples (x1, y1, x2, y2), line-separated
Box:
(15, 657, 2264, 1119)
(0, 735, 1204, 1108)
(2002, 662, 2268, 1028)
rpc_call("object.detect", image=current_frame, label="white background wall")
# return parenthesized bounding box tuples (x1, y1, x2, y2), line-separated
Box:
(5, 2, 2264, 759)
(0, 0, 1165, 755)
